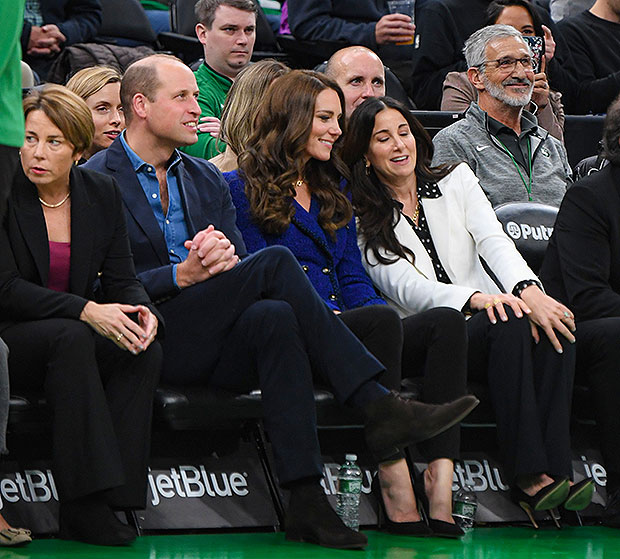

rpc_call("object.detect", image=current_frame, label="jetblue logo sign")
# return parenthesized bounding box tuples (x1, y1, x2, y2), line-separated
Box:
(0, 469, 58, 511)
(148, 466, 249, 507)
(505, 221, 553, 241)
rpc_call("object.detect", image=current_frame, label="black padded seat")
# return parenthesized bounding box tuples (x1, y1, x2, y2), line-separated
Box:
(7, 393, 50, 433)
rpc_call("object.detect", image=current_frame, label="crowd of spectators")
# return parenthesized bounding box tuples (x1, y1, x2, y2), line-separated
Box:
(1, 0, 620, 550)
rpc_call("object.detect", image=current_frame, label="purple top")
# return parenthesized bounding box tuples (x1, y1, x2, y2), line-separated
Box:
(48, 241, 71, 293)
(279, 2, 290, 35)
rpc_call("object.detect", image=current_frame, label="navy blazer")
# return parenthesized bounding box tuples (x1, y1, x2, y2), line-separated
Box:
(0, 165, 157, 333)
(21, 0, 102, 49)
(225, 170, 385, 312)
(540, 163, 620, 322)
(85, 138, 247, 303)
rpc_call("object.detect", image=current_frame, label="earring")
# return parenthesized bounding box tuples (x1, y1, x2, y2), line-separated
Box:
(364, 159, 371, 176)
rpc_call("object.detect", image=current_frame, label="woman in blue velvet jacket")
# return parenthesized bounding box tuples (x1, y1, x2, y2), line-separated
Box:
(225, 70, 470, 538)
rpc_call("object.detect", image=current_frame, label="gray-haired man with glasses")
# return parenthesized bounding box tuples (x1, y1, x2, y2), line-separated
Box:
(432, 24, 571, 208)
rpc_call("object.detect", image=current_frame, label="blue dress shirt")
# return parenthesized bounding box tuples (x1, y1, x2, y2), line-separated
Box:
(120, 132, 190, 286)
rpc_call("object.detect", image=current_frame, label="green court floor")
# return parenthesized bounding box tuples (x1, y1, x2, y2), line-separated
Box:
(3, 527, 620, 559)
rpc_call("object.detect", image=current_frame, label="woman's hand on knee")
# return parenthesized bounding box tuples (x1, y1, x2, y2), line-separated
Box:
(468, 292, 530, 324)
(79, 301, 149, 354)
(519, 286, 576, 352)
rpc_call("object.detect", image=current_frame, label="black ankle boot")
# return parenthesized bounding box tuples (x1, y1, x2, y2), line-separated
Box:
(59, 494, 136, 546)
(285, 482, 368, 549)
(364, 392, 479, 460)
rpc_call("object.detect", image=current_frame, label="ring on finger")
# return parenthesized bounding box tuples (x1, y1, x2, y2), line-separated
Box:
(493, 299, 501, 305)
(484, 302, 492, 309)
(116, 333, 124, 342)
(563, 311, 571, 319)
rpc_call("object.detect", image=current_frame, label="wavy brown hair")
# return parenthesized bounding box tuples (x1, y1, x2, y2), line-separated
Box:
(238, 70, 352, 238)
(341, 96, 455, 266)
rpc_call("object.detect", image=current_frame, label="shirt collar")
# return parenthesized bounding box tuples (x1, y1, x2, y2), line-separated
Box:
(391, 181, 442, 209)
(486, 112, 538, 139)
(119, 130, 182, 173)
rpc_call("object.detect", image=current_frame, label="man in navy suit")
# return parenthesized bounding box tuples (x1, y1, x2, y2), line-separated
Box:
(86, 53, 477, 550)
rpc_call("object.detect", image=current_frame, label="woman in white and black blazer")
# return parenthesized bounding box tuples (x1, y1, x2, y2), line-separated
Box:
(343, 96, 591, 526)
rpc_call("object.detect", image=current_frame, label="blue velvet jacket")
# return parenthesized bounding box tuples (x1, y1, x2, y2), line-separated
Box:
(225, 170, 385, 312)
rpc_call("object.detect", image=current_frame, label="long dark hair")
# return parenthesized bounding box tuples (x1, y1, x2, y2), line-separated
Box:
(342, 96, 454, 266)
(486, 0, 544, 36)
(238, 70, 351, 238)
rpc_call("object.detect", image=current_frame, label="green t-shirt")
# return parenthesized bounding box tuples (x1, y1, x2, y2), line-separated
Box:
(1, 0, 26, 148)
(180, 63, 230, 160)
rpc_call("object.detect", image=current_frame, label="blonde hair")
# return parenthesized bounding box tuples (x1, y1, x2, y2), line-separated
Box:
(220, 59, 290, 156)
(66, 66, 122, 102)
(23, 84, 95, 154)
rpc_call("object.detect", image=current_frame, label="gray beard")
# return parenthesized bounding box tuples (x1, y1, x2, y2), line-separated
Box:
(481, 73, 533, 108)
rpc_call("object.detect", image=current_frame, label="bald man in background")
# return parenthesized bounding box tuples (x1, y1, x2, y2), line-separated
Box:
(325, 46, 386, 118)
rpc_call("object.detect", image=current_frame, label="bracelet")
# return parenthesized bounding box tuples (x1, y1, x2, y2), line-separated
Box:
(512, 279, 542, 298)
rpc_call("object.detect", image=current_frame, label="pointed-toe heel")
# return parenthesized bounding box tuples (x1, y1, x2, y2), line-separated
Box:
(413, 471, 464, 538)
(371, 475, 431, 536)
(510, 479, 570, 529)
(564, 479, 595, 511)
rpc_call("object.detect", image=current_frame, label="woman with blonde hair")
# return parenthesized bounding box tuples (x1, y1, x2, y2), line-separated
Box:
(210, 59, 290, 172)
(66, 66, 124, 161)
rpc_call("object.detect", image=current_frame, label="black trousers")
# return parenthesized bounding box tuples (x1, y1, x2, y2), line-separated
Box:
(574, 317, 620, 479)
(467, 309, 575, 483)
(157, 247, 384, 485)
(0, 145, 20, 220)
(340, 306, 468, 461)
(4, 319, 162, 507)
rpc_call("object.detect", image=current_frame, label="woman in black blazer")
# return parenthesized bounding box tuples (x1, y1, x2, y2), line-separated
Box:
(0, 85, 162, 546)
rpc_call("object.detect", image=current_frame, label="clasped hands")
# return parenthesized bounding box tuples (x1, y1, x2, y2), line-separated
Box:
(176, 225, 239, 288)
(80, 302, 158, 354)
(27, 25, 66, 56)
(468, 285, 576, 353)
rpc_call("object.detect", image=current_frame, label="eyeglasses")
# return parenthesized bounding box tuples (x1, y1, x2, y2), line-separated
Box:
(477, 56, 534, 72)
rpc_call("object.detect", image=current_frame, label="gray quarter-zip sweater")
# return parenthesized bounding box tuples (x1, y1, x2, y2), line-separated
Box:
(431, 102, 571, 207)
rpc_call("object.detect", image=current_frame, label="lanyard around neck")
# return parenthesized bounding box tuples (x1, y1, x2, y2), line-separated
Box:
(495, 136, 533, 201)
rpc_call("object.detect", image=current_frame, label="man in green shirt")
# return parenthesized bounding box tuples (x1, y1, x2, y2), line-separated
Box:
(1, 0, 26, 217)
(180, 0, 257, 160)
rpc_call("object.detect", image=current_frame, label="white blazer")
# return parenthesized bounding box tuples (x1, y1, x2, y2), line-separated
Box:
(359, 163, 537, 317)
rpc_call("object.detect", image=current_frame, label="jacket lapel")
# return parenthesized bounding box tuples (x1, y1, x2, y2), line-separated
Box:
(12, 170, 50, 286)
(392, 209, 436, 279)
(68, 167, 94, 296)
(290, 199, 335, 258)
(178, 164, 200, 238)
(106, 141, 169, 265)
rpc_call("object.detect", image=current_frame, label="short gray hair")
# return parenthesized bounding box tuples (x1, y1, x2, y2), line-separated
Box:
(463, 24, 526, 68)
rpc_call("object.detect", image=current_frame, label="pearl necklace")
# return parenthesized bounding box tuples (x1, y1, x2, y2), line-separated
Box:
(39, 192, 71, 208)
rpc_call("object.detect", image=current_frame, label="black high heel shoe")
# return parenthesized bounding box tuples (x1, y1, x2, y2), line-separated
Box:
(510, 478, 570, 529)
(371, 475, 432, 536)
(564, 478, 595, 511)
(414, 471, 464, 539)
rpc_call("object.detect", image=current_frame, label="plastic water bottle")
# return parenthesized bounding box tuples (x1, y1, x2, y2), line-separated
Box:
(453, 482, 478, 532)
(336, 454, 362, 531)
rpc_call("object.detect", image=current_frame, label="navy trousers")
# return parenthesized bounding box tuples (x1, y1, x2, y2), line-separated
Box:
(157, 246, 384, 485)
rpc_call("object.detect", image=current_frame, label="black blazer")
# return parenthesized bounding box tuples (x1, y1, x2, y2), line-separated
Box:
(540, 163, 620, 322)
(0, 165, 158, 333)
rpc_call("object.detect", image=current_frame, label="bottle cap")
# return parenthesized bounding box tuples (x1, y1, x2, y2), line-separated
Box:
(345, 454, 357, 462)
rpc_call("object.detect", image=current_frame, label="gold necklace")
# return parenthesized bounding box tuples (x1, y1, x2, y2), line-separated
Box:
(412, 201, 420, 224)
(39, 192, 71, 208)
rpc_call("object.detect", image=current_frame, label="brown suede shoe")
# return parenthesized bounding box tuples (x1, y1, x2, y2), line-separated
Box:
(364, 392, 479, 460)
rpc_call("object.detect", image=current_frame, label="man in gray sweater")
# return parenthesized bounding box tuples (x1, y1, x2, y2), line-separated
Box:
(432, 25, 571, 207)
